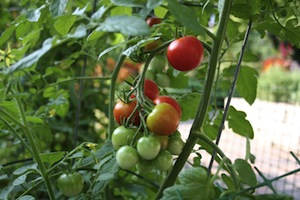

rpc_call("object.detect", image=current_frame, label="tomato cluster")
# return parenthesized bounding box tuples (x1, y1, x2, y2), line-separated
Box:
(113, 76, 184, 172)
(114, 129, 185, 172)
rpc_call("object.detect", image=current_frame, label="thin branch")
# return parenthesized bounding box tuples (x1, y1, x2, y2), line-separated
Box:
(207, 20, 253, 174)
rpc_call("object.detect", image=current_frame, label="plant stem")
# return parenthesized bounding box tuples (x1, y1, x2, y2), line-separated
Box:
(207, 20, 253, 176)
(14, 97, 55, 200)
(155, 1, 233, 199)
(107, 51, 127, 138)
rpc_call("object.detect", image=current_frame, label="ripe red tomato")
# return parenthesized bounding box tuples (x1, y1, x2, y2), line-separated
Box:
(144, 79, 160, 100)
(146, 17, 161, 27)
(131, 79, 160, 100)
(167, 36, 204, 71)
(146, 103, 180, 135)
(153, 96, 182, 117)
(113, 100, 139, 125)
(57, 172, 84, 197)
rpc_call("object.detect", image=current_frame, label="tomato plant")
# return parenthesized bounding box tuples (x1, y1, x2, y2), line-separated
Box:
(116, 145, 139, 170)
(111, 126, 136, 150)
(167, 36, 204, 71)
(113, 100, 140, 125)
(1, 0, 299, 200)
(57, 172, 84, 197)
(137, 136, 161, 160)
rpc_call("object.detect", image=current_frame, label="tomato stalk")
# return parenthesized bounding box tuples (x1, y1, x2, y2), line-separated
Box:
(14, 95, 55, 200)
(108, 52, 127, 138)
(155, 0, 233, 199)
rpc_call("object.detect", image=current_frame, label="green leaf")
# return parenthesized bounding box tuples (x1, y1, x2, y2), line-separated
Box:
(12, 174, 27, 186)
(67, 24, 87, 38)
(91, 154, 119, 196)
(22, 28, 42, 46)
(19, 195, 35, 200)
(40, 152, 65, 167)
(47, 95, 70, 117)
(111, 0, 145, 7)
(97, 15, 150, 36)
(5, 38, 55, 75)
(26, 116, 43, 124)
(162, 167, 215, 200)
(54, 15, 77, 36)
(0, 25, 17, 47)
(234, 159, 257, 187)
(50, 0, 68, 17)
(221, 173, 235, 190)
(178, 167, 208, 184)
(167, 0, 205, 35)
(73, 4, 88, 16)
(236, 66, 258, 105)
(177, 93, 201, 121)
(91, 6, 107, 21)
(255, 194, 293, 200)
(13, 164, 38, 175)
(26, 5, 46, 22)
(227, 106, 254, 139)
(147, 0, 162, 9)
(0, 100, 22, 125)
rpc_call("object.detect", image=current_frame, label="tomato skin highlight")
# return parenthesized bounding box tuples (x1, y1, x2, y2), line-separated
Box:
(153, 96, 182, 117)
(113, 100, 139, 125)
(57, 172, 84, 197)
(167, 36, 204, 71)
(146, 103, 180, 135)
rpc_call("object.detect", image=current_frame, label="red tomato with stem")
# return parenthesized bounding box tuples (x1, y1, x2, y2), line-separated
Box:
(153, 96, 182, 117)
(146, 103, 180, 135)
(167, 36, 204, 71)
(113, 100, 139, 125)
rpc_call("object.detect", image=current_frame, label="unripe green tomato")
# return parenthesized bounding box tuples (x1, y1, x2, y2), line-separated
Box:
(57, 172, 84, 197)
(116, 145, 139, 170)
(154, 150, 173, 171)
(149, 55, 167, 72)
(136, 158, 154, 173)
(167, 136, 185, 155)
(145, 69, 155, 81)
(155, 73, 171, 88)
(111, 126, 136, 150)
(137, 136, 161, 160)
